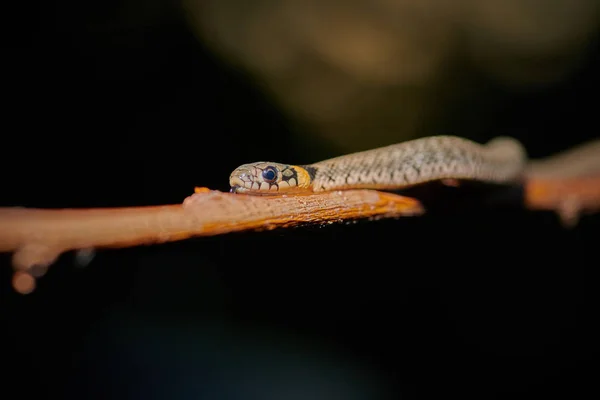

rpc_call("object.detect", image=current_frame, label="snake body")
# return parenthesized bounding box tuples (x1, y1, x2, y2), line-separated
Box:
(229, 136, 527, 195)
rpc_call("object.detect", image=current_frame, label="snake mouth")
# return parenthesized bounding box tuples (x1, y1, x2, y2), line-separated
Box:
(229, 168, 254, 194)
(230, 185, 248, 194)
(229, 175, 250, 194)
(230, 185, 279, 195)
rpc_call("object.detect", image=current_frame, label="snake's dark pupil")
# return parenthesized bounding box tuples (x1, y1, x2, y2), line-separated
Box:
(262, 167, 277, 182)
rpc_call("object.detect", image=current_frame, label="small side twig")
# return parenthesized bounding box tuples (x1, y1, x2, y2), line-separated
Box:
(524, 177, 600, 227)
(524, 138, 600, 226)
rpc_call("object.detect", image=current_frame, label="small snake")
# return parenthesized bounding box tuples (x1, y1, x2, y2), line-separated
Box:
(229, 135, 527, 195)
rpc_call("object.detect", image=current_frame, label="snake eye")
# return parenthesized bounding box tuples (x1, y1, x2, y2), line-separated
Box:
(262, 166, 278, 183)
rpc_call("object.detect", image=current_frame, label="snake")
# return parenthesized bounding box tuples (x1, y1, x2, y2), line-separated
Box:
(229, 135, 528, 195)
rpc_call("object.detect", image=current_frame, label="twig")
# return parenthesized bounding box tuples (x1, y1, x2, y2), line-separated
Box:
(524, 177, 600, 227)
(0, 189, 423, 293)
(524, 139, 600, 227)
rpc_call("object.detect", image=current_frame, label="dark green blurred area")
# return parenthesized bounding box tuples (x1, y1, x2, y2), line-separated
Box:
(1, 1, 599, 399)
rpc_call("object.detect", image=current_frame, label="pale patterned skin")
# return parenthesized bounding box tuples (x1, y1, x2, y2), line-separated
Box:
(229, 136, 527, 195)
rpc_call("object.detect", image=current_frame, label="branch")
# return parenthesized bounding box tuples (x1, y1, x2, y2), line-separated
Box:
(2, 139, 599, 294)
(1, 189, 423, 293)
(524, 139, 600, 227)
(524, 177, 600, 227)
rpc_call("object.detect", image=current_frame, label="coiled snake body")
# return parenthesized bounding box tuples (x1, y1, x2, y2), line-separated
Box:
(229, 136, 527, 195)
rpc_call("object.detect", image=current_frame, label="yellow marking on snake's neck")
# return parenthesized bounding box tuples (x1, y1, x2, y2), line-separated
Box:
(290, 165, 313, 192)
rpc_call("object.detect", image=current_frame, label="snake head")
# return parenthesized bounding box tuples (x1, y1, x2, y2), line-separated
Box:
(229, 162, 311, 195)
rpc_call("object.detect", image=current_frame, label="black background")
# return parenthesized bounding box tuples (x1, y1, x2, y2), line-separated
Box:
(2, 2, 599, 399)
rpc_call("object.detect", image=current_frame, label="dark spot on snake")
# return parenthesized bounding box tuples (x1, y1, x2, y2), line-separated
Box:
(281, 166, 299, 186)
(300, 165, 318, 181)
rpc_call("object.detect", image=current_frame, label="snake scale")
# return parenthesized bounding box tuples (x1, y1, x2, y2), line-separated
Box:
(229, 136, 528, 195)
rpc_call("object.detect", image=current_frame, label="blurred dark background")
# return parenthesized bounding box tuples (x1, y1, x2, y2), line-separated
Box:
(2, 1, 599, 399)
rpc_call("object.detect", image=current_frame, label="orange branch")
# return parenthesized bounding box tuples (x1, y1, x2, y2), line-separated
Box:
(0, 189, 423, 293)
(524, 177, 600, 227)
(523, 138, 600, 226)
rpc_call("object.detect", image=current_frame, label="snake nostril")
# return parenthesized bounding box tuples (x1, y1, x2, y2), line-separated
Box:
(233, 169, 251, 181)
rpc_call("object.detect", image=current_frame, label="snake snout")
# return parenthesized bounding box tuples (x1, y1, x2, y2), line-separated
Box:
(229, 166, 255, 193)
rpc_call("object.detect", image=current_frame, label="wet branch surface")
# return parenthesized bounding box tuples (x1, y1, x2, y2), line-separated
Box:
(1, 139, 599, 293)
